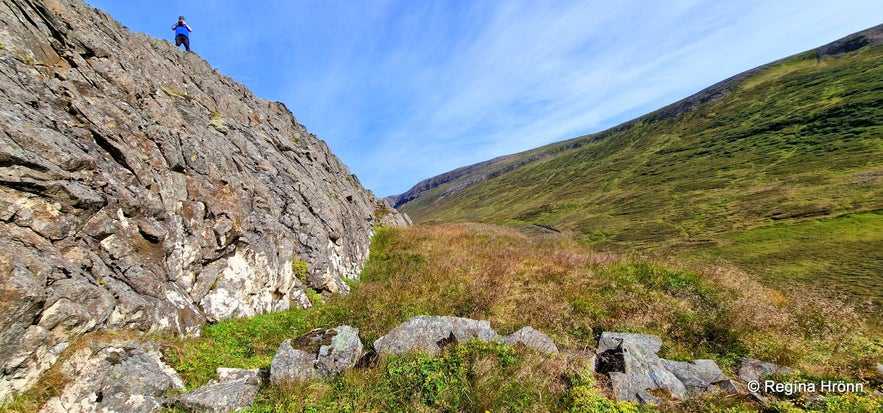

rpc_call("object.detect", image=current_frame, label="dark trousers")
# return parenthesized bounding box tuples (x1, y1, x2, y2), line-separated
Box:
(175, 34, 190, 51)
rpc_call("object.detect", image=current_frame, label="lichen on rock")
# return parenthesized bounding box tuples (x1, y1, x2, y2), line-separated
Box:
(0, 0, 408, 401)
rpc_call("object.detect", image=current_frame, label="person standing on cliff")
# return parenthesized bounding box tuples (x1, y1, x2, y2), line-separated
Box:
(172, 16, 192, 51)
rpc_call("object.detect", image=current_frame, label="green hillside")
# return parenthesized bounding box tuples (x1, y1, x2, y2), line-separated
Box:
(398, 43, 883, 308)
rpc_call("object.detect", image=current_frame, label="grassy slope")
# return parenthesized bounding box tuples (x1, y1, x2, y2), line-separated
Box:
(7, 225, 880, 412)
(133, 225, 883, 412)
(400, 46, 883, 308)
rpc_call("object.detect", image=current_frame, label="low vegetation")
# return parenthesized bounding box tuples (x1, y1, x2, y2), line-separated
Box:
(398, 45, 883, 312)
(4, 224, 880, 412)
(178, 224, 882, 411)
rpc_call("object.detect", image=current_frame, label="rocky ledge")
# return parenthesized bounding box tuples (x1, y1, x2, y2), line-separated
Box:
(0, 0, 408, 401)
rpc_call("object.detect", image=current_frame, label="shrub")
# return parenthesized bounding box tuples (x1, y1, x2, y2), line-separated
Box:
(292, 259, 309, 283)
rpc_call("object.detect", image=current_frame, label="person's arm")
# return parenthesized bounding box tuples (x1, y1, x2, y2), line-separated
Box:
(185, 23, 192, 32)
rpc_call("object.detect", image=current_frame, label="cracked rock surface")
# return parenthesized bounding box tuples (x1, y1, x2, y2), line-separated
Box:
(0, 0, 408, 400)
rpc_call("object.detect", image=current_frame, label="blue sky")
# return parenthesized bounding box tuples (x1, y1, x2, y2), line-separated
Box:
(83, 1, 882, 196)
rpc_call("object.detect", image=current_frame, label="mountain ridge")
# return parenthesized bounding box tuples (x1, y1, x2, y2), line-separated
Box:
(391, 23, 883, 308)
(390, 23, 883, 209)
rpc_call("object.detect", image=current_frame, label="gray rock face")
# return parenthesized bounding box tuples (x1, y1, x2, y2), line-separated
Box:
(0, 0, 407, 400)
(738, 357, 794, 384)
(593, 332, 762, 404)
(595, 332, 687, 404)
(660, 359, 735, 395)
(373, 316, 503, 356)
(168, 368, 265, 413)
(373, 316, 558, 356)
(40, 342, 184, 413)
(169, 380, 259, 413)
(270, 326, 363, 383)
(504, 326, 559, 354)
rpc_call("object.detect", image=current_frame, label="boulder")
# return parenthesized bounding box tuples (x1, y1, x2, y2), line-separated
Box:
(595, 332, 687, 404)
(167, 368, 265, 413)
(660, 359, 736, 395)
(270, 326, 363, 383)
(41, 342, 184, 413)
(738, 357, 794, 384)
(373, 316, 561, 357)
(504, 326, 558, 354)
(373, 316, 502, 356)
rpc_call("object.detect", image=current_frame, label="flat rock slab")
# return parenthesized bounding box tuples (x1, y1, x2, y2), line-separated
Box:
(168, 368, 263, 413)
(373, 316, 502, 356)
(661, 359, 735, 395)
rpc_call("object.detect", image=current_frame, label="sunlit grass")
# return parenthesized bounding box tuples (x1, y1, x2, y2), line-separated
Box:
(398, 45, 883, 312)
(245, 224, 881, 411)
(687, 212, 883, 312)
(8, 224, 878, 412)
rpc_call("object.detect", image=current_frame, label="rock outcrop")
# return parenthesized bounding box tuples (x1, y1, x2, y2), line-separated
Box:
(595, 332, 688, 404)
(661, 359, 737, 396)
(43, 342, 264, 413)
(594, 332, 745, 405)
(41, 342, 184, 413)
(504, 326, 559, 354)
(0, 0, 407, 400)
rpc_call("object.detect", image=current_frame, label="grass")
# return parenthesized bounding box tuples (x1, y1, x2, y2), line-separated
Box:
(396, 44, 883, 312)
(335, 225, 882, 375)
(6, 224, 880, 412)
(193, 224, 883, 411)
(685, 212, 883, 311)
(247, 340, 579, 412)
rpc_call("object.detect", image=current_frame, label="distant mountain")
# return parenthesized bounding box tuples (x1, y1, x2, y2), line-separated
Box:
(393, 24, 883, 306)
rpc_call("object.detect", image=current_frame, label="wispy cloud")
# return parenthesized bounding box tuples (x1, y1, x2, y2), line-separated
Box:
(85, 0, 883, 196)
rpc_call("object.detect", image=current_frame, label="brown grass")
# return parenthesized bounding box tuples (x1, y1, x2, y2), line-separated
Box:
(330, 223, 882, 378)
(7, 222, 879, 412)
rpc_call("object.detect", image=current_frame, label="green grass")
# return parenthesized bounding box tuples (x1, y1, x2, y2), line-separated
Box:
(3, 225, 870, 412)
(147, 224, 880, 412)
(398, 44, 883, 312)
(686, 212, 883, 310)
(242, 339, 648, 413)
(163, 308, 314, 386)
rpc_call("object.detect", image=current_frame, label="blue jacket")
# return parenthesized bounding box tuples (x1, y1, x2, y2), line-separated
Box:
(174, 23, 190, 37)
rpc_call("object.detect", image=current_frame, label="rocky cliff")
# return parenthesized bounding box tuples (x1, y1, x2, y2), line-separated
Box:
(0, 0, 408, 400)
